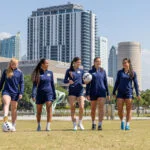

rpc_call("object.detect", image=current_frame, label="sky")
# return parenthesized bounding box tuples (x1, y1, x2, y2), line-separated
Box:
(0, 0, 150, 90)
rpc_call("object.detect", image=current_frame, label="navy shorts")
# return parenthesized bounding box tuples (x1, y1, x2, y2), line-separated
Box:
(36, 92, 54, 104)
(2, 91, 19, 101)
(117, 93, 133, 99)
(69, 87, 84, 97)
(90, 94, 106, 101)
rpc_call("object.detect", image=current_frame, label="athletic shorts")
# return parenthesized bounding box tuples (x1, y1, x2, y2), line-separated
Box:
(117, 93, 133, 99)
(2, 91, 19, 101)
(36, 92, 54, 104)
(68, 87, 84, 97)
(90, 94, 106, 101)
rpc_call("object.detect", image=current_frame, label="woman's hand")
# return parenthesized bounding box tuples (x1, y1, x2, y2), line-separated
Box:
(19, 94, 22, 100)
(32, 97, 36, 102)
(84, 81, 90, 84)
(113, 95, 116, 99)
(86, 96, 90, 101)
(137, 95, 141, 100)
(107, 96, 110, 101)
(69, 80, 74, 85)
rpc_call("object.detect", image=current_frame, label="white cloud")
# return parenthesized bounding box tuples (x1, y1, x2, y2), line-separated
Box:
(142, 49, 150, 90)
(0, 32, 11, 40)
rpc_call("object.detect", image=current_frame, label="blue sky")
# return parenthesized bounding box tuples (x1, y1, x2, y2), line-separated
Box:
(0, 0, 150, 89)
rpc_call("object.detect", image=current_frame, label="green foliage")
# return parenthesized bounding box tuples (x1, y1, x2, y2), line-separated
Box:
(22, 75, 32, 102)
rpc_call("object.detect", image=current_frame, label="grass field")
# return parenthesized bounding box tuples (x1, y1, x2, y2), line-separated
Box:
(0, 120, 150, 150)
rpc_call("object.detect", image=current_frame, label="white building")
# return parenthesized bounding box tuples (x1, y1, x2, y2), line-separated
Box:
(97, 36, 108, 74)
(27, 3, 97, 71)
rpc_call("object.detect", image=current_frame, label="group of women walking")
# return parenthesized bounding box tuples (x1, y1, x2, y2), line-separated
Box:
(0, 57, 140, 132)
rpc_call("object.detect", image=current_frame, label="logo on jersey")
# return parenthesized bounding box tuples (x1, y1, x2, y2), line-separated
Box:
(77, 70, 81, 74)
(47, 73, 51, 77)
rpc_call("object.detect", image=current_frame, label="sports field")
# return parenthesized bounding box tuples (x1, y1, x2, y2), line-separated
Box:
(0, 120, 150, 150)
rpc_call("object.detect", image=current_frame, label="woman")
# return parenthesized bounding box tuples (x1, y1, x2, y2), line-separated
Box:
(86, 57, 110, 130)
(31, 58, 56, 131)
(64, 57, 85, 131)
(0, 58, 24, 132)
(113, 58, 140, 130)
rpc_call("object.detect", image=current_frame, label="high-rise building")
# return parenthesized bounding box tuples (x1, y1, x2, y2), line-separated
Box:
(97, 36, 108, 73)
(27, 3, 97, 71)
(0, 32, 20, 60)
(108, 46, 117, 81)
(117, 42, 142, 90)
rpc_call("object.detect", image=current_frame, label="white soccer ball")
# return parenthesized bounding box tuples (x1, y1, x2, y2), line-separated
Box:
(2, 122, 13, 132)
(83, 73, 92, 83)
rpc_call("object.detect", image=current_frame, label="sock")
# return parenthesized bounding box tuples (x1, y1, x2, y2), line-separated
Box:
(73, 122, 77, 127)
(4, 113, 8, 117)
(126, 122, 130, 126)
(12, 123, 16, 127)
(79, 120, 82, 125)
(121, 118, 125, 123)
(92, 121, 96, 124)
(98, 122, 102, 126)
(46, 122, 51, 128)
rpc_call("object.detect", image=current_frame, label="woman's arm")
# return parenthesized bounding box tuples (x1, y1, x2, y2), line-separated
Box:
(104, 71, 110, 96)
(0, 70, 6, 92)
(112, 71, 120, 95)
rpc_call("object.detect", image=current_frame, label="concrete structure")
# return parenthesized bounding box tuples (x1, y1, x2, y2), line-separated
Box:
(0, 32, 20, 60)
(108, 46, 117, 82)
(97, 37, 108, 73)
(117, 42, 142, 90)
(27, 3, 97, 71)
(0, 58, 70, 83)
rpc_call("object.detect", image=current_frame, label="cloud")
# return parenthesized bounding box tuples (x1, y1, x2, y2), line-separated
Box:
(0, 32, 11, 40)
(142, 49, 150, 90)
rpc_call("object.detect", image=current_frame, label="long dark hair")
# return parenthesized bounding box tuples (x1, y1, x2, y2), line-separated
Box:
(93, 57, 103, 71)
(123, 58, 134, 79)
(70, 57, 81, 71)
(31, 58, 46, 84)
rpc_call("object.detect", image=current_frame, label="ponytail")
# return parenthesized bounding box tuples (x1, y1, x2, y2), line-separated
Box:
(31, 58, 46, 84)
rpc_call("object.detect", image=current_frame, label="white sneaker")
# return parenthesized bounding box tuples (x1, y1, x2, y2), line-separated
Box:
(73, 124, 77, 131)
(46, 126, 51, 131)
(78, 123, 85, 130)
(11, 126, 16, 132)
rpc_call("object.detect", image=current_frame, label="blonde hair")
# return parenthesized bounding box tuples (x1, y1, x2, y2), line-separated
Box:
(6, 58, 18, 78)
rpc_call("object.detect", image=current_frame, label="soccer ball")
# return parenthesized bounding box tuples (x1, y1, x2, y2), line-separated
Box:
(83, 73, 92, 83)
(2, 122, 13, 132)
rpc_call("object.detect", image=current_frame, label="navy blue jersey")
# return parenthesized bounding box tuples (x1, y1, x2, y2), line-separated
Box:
(86, 67, 109, 97)
(64, 68, 84, 86)
(64, 68, 84, 94)
(0, 68, 24, 95)
(113, 69, 139, 96)
(32, 69, 56, 99)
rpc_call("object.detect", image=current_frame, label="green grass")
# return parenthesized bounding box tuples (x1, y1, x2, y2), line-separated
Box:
(0, 120, 150, 150)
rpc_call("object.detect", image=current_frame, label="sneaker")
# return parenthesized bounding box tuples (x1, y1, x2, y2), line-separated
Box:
(92, 124, 96, 130)
(121, 121, 125, 130)
(78, 123, 85, 130)
(98, 125, 102, 130)
(125, 125, 130, 131)
(37, 125, 41, 131)
(46, 126, 51, 131)
(73, 124, 77, 131)
(11, 126, 16, 132)
(3, 116, 8, 122)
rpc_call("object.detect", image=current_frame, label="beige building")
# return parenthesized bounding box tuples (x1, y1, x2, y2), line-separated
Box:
(0, 58, 70, 84)
(117, 42, 142, 90)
